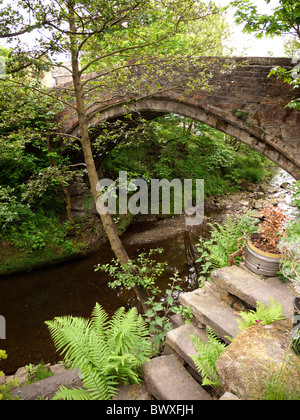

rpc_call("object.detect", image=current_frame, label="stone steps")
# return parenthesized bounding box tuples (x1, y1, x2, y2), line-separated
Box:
(210, 265, 295, 320)
(179, 288, 240, 343)
(141, 265, 295, 401)
(141, 354, 213, 400)
(164, 322, 208, 375)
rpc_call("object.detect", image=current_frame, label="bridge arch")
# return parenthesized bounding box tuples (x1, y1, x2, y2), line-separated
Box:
(73, 96, 299, 180)
(60, 57, 300, 180)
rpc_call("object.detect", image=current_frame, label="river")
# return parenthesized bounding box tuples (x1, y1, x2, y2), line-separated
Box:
(0, 169, 296, 374)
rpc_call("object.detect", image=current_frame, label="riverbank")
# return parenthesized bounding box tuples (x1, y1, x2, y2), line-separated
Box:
(0, 168, 287, 278)
(122, 169, 296, 248)
(0, 212, 133, 277)
(0, 168, 297, 374)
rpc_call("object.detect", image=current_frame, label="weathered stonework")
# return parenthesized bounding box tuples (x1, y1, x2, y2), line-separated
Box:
(57, 57, 300, 180)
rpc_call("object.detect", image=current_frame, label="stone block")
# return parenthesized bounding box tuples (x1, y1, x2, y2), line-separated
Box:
(142, 355, 212, 400)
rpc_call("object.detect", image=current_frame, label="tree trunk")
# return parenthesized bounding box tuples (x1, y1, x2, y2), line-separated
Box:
(69, 47, 149, 311)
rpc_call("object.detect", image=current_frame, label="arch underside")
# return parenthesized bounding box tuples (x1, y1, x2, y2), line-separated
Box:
(76, 97, 300, 180)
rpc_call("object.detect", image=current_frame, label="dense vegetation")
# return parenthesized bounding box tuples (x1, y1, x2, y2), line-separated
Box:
(0, 69, 88, 272)
(0, 0, 299, 401)
(103, 115, 271, 199)
(0, 75, 272, 273)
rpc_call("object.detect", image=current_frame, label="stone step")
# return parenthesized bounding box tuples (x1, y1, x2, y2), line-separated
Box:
(141, 354, 213, 400)
(165, 322, 208, 375)
(179, 288, 240, 343)
(210, 265, 295, 320)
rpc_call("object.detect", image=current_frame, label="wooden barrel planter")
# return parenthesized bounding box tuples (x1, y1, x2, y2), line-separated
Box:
(244, 233, 282, 277)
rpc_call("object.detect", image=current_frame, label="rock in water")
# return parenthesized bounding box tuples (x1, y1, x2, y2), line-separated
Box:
(216, 320, 300, 399)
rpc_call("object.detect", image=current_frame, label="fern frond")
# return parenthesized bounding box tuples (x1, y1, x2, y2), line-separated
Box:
(198, 214, 257, 277)
(80, 364, 118, 400)
(45, 316, 93, 369)
(46, 303, 151, 401)
(52, 386, 92, 401)
(236, 298, 286, 331)
(107, 307, 151, 360)
(256, 298, 286, 325)
(190, 326, 227, 388)
(91, 302, 109, 337)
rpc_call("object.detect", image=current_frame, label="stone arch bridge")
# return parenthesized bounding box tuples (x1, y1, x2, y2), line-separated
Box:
(58, 57, 300, 180)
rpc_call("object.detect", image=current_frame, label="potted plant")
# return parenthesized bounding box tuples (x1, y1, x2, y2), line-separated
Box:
(244, 205, 289, 277)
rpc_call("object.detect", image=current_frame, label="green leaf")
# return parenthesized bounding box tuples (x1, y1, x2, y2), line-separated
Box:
(155, 317, 165, 327)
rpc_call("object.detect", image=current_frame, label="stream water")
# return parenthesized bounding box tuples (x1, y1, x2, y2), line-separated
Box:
(0, 169, 296, 374)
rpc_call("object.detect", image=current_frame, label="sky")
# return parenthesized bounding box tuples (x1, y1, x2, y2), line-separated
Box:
(217, 0, 287, 57)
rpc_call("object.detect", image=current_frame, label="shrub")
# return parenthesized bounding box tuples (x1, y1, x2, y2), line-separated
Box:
(45, 304, 151, 400)
(236, 298, 286, 332)
(25, 362, 54, 385)
(190, 326, 227, 387)
(97, 249, 190, 354)
(279, 219, 300, 294)
(256, 205, 289, 252)
(196, 213, 257, 285)
(0, 350, 18, 400)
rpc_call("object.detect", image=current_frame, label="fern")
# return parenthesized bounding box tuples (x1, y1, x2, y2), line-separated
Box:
(45, 303, 151, 400)
(236, 298, 286, 332)
(190, 326, 227, 387)
(196, 213, 257, 284)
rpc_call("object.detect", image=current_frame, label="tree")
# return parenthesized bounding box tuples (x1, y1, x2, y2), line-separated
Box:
(0, 0, 226, 308)
(230, 0, 300, 39)
(0, 50, 79, 229)
(230, 0, 300, 109)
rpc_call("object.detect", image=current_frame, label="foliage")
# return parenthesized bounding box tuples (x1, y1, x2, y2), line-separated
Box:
(190, 326, 227, 387)
(236, 298, 286, 332)
(230, 0, 300, 39)
(0, 77, 65, 189)
(196, 213, 257, 285)
(255, 205, 289, 252)
(0, 207, 74, 253)
(25, 362, 54, 385)
(291, 178, 300, 209)
(45, 303, 151, 400)
(81, 1, 230, 70)
(0, 72, 83, 251)
(278, 219, 300, 295)
(96, 248, 166, 295)
(143, 271, 191, 353)
(230, 0, 300, 110)
(97, 249, 190, 353)
(0, 350, 18, 400)
(103, 115, 271, 201)
(0, 186, 32, 228)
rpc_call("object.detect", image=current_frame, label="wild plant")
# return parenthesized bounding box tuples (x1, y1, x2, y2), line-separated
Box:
(190, 326, 227, 388)
(196, 213, 257, 285)
(45, 304, 151, 400)
(236, 298, 286, 332)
